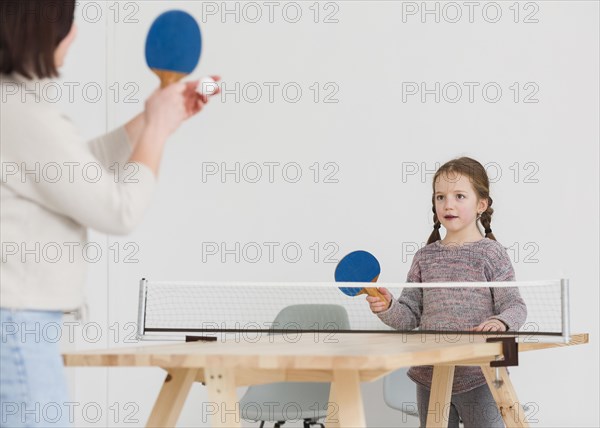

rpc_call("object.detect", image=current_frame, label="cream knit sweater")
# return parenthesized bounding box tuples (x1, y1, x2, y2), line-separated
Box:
(1, 74, 156, 311)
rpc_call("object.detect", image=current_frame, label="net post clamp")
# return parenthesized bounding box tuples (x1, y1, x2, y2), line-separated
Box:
(186, 336, 218, 342)
(486, 337, 519, 367)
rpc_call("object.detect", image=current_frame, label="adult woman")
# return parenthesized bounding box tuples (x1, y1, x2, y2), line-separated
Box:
(0, 1, 218, 426)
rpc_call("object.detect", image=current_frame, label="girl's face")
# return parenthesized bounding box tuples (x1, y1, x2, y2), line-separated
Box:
(434, 171, 488, 238)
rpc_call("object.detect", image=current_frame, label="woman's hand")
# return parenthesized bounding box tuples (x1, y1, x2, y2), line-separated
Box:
(144, 82, 189, 139)
(470, 318, 507, 332)
(143, 76, 220, 139)
(131, 76, 220, 175)
(182, 76, 220, 120)
(366, 288, 393, 313)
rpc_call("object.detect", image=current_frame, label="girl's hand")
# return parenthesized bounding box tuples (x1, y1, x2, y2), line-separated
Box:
(366, 288, 393, 313)
(471, 318, 507, 332)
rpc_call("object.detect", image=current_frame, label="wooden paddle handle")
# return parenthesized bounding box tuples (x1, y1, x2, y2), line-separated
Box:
(360, 287, 387, 303)
(154, 69, 187, 88)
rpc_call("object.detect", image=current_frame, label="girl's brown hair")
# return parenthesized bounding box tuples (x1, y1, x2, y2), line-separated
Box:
(0, 0, 76, 79)
(427, 157, 496, 245)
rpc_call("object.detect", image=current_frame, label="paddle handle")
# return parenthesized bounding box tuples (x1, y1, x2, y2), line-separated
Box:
(359, 275, 386, 302)
(153, 69, 187, 88)
(359, 287, 387, 303)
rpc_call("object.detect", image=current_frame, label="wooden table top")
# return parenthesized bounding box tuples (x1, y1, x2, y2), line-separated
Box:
(63, 333, 588, 370)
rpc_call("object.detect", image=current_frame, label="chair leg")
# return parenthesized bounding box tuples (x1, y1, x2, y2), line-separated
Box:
(274, 421, 286, 428)
(259, 422, 265, 428)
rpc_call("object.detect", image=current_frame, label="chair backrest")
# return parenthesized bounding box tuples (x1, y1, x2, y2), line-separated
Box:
(271, 304, 351, 331)
(383, 368, 419, 417)
(239, 304, 351, 423)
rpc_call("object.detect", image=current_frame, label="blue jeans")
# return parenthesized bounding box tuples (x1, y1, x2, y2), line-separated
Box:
(0, 309, 71, 427)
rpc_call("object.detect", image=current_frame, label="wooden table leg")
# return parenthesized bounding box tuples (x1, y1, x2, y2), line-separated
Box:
(325, 370, 365, 428)
(426, 365, 455, 428)
(480, 366, 529, 428)
(325, 372, 341, 428)
(146, 368, 199, 428)
(205, 365, 241, 428)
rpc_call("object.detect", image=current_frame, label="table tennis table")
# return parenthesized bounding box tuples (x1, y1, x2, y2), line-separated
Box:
(63, 332, 588, 428)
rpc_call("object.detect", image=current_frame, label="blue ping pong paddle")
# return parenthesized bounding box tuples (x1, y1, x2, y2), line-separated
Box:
(145, 10, 202, 88)
(335, 250, 386, 302)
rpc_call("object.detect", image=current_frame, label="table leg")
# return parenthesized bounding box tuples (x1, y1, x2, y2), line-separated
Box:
(146, 368, 198, 428)
(325, 373, 341, 428)
(325, 370, 366, 428)
(480, 366, 529, 428)
(205, 365, 241, 428)
(426, 365, 455, 428)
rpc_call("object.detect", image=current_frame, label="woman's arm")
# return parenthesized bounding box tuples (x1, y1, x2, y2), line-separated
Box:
(126, 79, 220, 176)
(124, 78, 220, 150)
(95, 78, 220, 173)
(128, 123, 168, 176)
(124, 112, 145, 148)
(2, 106, 156, 235)
(126, 83, 187, 175)
(2, 82, 209, 235)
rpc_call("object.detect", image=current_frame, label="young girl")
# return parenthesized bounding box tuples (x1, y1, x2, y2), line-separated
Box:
(368, 157, 527, 428)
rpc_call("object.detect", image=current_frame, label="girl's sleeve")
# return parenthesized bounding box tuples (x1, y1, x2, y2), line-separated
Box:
(485, 244, 528, 331)
(377, 251, 423, 330)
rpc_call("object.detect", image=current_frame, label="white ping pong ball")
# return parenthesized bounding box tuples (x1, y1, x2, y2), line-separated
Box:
(199, 77, 217, 95)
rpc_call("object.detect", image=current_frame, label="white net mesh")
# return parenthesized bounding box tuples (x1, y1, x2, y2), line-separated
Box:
(140, 280, 566, 338)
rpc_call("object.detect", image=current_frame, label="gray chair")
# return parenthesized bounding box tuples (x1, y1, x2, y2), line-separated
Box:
(383, 367, 419, 419)
(239, 304, 351, 428)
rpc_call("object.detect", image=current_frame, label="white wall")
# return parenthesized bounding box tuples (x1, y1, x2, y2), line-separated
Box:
(56, 1, 599, 426)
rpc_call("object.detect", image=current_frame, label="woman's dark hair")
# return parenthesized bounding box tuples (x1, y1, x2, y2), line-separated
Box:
(427, 156, 496, 245)
(0, 0, 76, 79)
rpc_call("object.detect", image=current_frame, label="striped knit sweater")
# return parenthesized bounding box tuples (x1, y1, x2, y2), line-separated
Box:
(377, 237, 527, 394)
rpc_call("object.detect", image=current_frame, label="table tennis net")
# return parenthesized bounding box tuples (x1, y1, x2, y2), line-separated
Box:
(137, 279, 570, 342)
